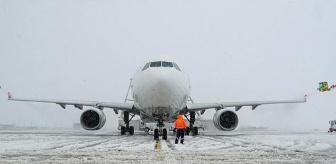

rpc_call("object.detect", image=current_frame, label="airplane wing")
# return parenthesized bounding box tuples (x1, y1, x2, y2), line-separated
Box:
(186, 96, 307, 112)
(7, 92, 137, 114)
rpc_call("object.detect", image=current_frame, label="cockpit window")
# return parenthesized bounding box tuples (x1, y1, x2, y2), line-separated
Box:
(143, 61, 181, 71)
(173, 63, 181, 71)
(162, 61, 173, 67)
(150, 61, 161, 67)
(142, 63, 150, 71)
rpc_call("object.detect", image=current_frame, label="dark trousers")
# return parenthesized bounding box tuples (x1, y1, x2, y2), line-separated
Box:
(175, 129, 185, 144)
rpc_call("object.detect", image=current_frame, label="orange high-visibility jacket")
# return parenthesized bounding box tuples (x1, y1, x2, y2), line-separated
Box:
(174, 115, 187, 129)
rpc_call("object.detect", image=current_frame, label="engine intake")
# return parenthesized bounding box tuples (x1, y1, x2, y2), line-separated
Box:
(80, 109, 106, 130)
(213, 109, 239, 131)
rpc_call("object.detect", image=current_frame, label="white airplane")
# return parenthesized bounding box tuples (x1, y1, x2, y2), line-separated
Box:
(8, 58, 306, 140)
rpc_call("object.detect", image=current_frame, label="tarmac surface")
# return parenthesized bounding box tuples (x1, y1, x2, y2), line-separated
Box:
(1, 128, 336, 163)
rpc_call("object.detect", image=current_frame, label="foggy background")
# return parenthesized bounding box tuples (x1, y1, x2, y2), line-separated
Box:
(0, 0, 335, 130)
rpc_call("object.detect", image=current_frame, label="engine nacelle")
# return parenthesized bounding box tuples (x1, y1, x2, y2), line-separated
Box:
(80, 109, 106, 130)
(213, 109, 239, 131)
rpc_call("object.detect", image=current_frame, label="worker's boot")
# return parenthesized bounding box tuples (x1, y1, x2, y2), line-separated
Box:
(180, 139, 184, 144)
(175, 138, 178, 144)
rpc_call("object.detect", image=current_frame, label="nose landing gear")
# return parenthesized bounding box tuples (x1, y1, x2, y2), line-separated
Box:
(153, 119, 168, 140)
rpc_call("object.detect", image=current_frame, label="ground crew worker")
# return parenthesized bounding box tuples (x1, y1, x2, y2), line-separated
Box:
(174, 114, 188, 144)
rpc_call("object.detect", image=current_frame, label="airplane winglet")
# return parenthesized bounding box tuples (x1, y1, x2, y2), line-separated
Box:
(7, 92, 13, 100)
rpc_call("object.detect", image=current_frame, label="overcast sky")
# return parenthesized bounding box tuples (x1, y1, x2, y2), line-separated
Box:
(0, 0, 335, 130)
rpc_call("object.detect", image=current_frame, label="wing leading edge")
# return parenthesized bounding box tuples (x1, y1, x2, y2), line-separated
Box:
(7, 92, 137, 114)
(186, 96, 307, 112)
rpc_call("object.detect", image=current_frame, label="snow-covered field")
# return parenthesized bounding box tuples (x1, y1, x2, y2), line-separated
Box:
(1, 129, 336, 163)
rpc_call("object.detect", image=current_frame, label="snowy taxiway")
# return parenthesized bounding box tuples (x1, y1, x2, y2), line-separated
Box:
(0, 129, 336, 163)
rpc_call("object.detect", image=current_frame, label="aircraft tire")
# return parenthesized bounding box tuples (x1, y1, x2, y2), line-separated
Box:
(192, 127, 198, 136)
(185, 127, 190, 136)
(154, 129, 159, 140)
(121, 126, 126, 135)
(129, 126, 134, 135)
(162, 128, 167, 140)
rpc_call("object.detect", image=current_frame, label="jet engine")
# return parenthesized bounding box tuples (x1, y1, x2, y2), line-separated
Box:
(80, 109, 106, 130)
(213, 109, 239, 131)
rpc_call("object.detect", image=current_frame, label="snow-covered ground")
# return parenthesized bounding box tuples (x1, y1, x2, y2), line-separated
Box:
(0, 129, 336, 163)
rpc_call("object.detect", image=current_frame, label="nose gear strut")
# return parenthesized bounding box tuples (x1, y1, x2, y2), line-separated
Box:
(154, 117, 168, 140)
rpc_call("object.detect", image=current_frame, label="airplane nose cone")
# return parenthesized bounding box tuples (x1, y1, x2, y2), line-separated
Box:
(152, 73, 173, 90)
(150, 72, 176, 97)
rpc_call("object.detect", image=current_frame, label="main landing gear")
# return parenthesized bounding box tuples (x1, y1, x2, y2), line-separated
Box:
(154, 118, 168, 140)
(120, 111, 135, 136)
(185, 111, 199, 136)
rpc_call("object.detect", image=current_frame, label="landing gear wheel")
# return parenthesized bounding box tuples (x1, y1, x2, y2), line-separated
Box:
(129, 126, 134, 135)
(121, 126, 126, 135)
(192, 127, 198, 136)
(185, 127, 190, 136)
(154, 129, 159, 140)
(162, 128, 167, 140)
